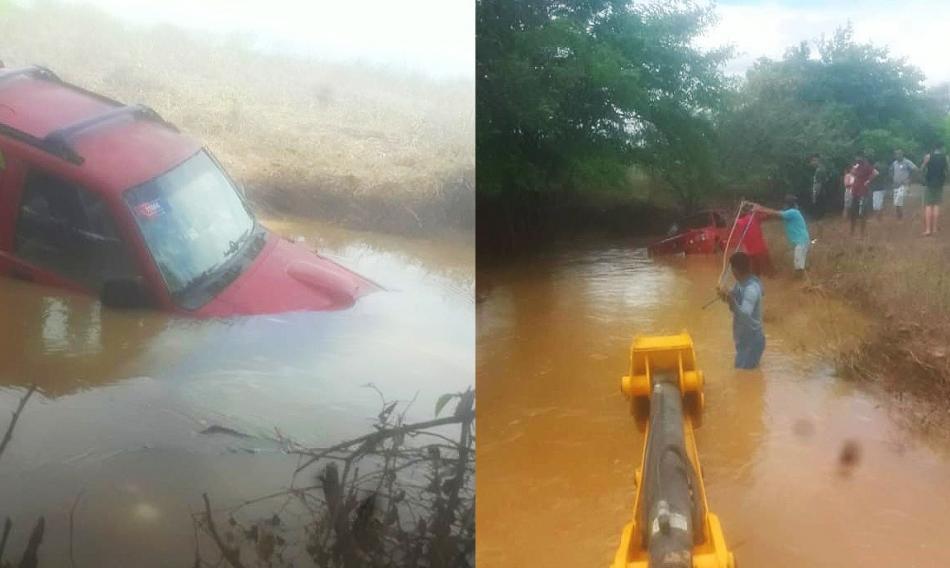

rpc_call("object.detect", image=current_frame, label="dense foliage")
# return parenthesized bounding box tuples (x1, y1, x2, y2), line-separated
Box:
(718, 26, 945, 199)
(477, 0, 730, 217)
(477, 1, 950, 232)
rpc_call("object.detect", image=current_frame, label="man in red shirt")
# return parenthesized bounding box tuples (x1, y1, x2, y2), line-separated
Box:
(733, 204, 773, 277)
(849, 151, 878, 237)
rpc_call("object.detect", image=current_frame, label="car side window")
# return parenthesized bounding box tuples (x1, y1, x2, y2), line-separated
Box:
(713, 213, 727, 228)
(15, 170, 138, 291)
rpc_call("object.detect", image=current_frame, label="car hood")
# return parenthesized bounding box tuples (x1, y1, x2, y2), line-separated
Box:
(197, 233, 380, 317)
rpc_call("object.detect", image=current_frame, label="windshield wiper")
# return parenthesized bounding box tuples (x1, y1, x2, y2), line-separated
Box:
(225, 224, 255, 257)
(175, 263, 224, 298)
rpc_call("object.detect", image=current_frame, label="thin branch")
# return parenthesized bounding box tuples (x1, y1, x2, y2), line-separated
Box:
(202, 493, 246, 568)
(292, 411, 474, 475)
(69, 490, 84, 568)
(192, 509, 203, 568)
(0, 385, 37, 463)
(18, 516, 44, 568)
(0, 517, 11, 564)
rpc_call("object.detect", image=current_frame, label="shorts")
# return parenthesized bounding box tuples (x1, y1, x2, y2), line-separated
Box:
(872, 190, 885, 211)
(793, 244, 808, 271)
(735, 332, 765, 369)
(893, 185, 907, 207)
(925, 184, 944, 206)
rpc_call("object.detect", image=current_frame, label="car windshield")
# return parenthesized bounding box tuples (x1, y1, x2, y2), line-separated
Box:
(124, 150, 255, 297)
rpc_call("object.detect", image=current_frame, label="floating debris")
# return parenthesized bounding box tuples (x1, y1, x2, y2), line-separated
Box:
(839, 439, 861, 469)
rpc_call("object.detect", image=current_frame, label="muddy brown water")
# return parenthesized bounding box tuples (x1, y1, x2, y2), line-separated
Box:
(477, 238, 950, 568)
(0, 216, 473, 566)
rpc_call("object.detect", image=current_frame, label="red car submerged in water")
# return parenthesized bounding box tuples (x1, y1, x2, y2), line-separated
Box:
(647, 209, 731, 256)
(0, 65, 378, 317)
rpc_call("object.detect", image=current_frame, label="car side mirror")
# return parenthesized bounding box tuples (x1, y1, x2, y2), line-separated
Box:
(101, 278, 152, 309)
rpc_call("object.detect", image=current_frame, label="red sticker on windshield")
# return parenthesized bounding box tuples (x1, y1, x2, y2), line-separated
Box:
(135, 200, 163, 218)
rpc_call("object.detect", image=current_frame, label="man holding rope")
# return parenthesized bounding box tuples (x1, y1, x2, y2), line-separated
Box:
(748, 195, 810, 278)
(717, 251, 765, 369)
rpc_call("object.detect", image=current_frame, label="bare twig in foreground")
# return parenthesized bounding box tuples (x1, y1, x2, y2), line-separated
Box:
(69, 490, 84, 568)
(17, 516, 45, 568)
(203, 493, 246, 568)
(292, 411, 475, 475)
(0, 517, 12, 564)
(0, 384, 37, 463)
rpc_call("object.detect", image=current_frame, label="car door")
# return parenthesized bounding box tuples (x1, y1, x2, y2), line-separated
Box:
(0, 149, 34, 281)
(712, 210, 729, 244)
(6, 165, 140, 296)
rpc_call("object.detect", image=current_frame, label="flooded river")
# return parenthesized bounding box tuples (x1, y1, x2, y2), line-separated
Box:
(477, 238, 950, 567)
(0, 216, 474, 566)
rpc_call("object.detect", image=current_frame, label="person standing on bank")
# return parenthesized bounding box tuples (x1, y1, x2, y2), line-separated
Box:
(749, 195, 810, 278)
(718, 252, 765, 370)
(809, 153, 830, 218)
(870, 158, 889, 221)
(849, 151, 878, 237)
(842, 166, 855, 220)
(920, 143, 949, 236)
(890, 148, 917, 220)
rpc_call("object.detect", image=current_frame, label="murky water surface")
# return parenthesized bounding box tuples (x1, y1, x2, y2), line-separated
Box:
(477, 237, 950, 567)
(0, 216, 474, 566)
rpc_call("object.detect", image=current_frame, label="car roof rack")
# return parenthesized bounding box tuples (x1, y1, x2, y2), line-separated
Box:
(44, 103, 178, 164)
(0, 66, 178, 165)
(0, 65, 61, 85)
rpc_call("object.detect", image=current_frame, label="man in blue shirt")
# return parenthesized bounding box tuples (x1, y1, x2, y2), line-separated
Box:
(750, 195, 810, 278)
(717, 252, 765, 369)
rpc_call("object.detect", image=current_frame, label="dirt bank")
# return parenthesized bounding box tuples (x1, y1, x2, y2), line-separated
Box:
(800, 194, 950, 428)
(476, 190, 678, 256)
(251, 167, 474, 236)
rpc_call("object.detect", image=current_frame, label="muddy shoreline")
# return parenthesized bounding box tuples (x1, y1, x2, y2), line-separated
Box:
(805, 214, 950, 431)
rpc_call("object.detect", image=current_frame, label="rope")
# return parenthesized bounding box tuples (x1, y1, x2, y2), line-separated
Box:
(717, 200, 749, 286)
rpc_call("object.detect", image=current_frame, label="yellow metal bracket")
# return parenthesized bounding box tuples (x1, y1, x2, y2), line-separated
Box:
(612, 332, 735, 568)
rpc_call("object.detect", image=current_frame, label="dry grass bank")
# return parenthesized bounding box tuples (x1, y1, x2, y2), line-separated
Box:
(1, 1, 474, 235)
(803, 186, 950, 427)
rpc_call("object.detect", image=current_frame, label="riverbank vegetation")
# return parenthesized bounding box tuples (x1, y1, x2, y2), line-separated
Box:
(2, 1, 474, 236)
(0, 384, 474, 567)
(476, 0, 950, 249)
(806, 202, 950, 429)
(194, 389, 475, 568)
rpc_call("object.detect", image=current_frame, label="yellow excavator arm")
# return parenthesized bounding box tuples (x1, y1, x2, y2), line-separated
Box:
(612, 333, 736, 568)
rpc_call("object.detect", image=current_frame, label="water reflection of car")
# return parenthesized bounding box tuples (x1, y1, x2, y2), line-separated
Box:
(647, 209, 730, 256)
(0, 65, 379, 317)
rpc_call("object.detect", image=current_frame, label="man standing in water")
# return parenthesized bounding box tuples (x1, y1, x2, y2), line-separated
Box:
(749, 195, 810, 278)
(890, 149, 917, 220)
(921, 143, 949, 236)
(718, 252, 765, 370)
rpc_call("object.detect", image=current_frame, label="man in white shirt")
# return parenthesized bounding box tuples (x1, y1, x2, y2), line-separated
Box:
(890, 148, 918, 220)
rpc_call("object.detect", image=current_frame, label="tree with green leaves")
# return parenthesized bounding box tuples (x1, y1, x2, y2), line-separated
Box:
(717, 25, 943, 204)
(477, 0, 730, 238)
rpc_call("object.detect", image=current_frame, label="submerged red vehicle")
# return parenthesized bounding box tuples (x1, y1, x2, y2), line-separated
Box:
(0, 65, 378, 317)
(647, 209, 731, 256)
